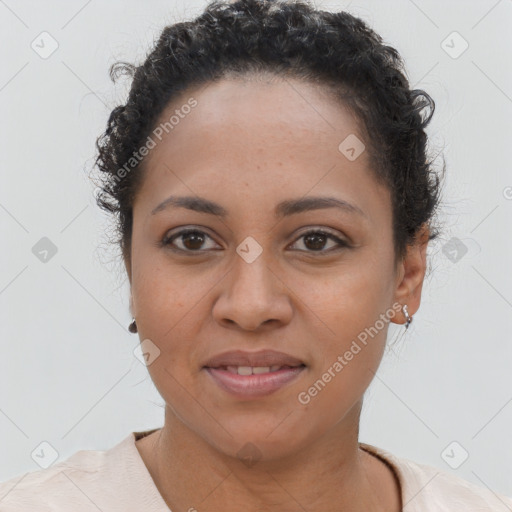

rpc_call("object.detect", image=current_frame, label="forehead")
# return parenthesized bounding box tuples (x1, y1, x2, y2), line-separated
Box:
(133, 76, 390, 224)
(145, 75, 363, 163)
(165, 76, 359, 146)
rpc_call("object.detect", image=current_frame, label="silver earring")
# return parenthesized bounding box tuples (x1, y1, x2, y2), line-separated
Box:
(128, 318, 138, 333)
(402, 304, 412, 330)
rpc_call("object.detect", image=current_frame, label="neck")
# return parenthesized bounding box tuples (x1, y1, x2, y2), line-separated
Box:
(138, 401, 399, 512)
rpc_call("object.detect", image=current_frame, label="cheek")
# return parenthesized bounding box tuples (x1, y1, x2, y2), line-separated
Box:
(131, 241, 194, 329)
(133, 271, 201, 356)
(130, 255, 215, 388)
(297, 256, 393, 395)
(304, 254, 392, 335)
(293, 289, 390, 431)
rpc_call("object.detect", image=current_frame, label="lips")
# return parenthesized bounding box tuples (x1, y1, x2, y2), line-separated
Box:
(202, 349, 307, 398)
(202, 349, 305, 370)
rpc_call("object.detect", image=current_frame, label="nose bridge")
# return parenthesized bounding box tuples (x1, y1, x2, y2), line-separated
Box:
(230, 242, 276, 302)
(213, 240, 292, 330)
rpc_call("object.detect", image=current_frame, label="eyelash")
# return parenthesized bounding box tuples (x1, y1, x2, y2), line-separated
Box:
(161, 227, 349, 255)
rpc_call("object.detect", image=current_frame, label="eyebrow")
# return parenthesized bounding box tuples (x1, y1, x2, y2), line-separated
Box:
(151, 195, 367, 219)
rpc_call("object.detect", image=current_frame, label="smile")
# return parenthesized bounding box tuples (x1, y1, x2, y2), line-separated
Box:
(204, 365, 306, 398)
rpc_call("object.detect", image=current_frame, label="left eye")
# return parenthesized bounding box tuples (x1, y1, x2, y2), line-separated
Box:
(162, 228, 348, 254)
(290, 229, 348, 253)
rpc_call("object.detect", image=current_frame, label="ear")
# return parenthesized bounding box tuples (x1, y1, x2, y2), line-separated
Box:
(391, 223, 430, 326)
(124, 254, 132, 287)
(124, 255, 135, 317)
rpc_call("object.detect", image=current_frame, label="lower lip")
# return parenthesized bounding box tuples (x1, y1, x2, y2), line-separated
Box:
(204, 366, 306, 398)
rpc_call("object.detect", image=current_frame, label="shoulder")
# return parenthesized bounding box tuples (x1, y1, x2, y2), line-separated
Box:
(0, 447, 107, 511)
(360, 443, 512, 511)
(0, 432, 151, 511)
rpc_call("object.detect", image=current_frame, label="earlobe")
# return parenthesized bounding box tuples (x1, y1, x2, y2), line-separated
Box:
(129, 294, 135, 318)
(125, 257, 134, 314)
(128, 293, 138, 333)
(391, 225, 430, 326)
(124, 256, 132, 287)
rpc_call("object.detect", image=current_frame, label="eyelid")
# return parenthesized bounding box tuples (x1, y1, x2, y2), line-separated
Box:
(294, 226, 346, 240)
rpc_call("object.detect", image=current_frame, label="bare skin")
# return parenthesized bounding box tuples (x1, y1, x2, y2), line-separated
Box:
(125, 74, 429, 512)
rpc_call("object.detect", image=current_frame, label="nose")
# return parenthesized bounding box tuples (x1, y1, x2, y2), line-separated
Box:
(212, 252, 293, 332)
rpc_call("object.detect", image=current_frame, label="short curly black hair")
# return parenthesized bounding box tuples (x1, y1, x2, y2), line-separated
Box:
(92, 0, 443, 265)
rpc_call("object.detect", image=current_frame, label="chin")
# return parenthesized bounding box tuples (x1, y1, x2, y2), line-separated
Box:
(199, 416, 310, 462)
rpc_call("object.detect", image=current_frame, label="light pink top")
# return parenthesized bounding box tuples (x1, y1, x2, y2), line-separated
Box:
(1, 429, 511, 511)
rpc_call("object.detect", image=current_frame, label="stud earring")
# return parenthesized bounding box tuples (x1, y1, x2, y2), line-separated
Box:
(128, 318, 138, 333)
(402, 304, 412, 330)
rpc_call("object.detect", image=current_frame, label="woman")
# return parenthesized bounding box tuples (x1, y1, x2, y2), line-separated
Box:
(1, 0, 511, 510)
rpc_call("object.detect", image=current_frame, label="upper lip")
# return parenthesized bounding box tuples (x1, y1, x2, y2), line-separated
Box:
(203, 349, 305, 368)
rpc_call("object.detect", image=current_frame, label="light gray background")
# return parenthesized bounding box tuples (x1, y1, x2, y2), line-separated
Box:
(1, 0, 511, 500)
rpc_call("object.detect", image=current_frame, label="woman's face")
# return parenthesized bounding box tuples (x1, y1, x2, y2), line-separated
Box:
(126, 76, 425, 461)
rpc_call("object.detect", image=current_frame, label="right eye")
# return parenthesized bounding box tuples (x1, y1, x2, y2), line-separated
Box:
(162, 228, 221, 253)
